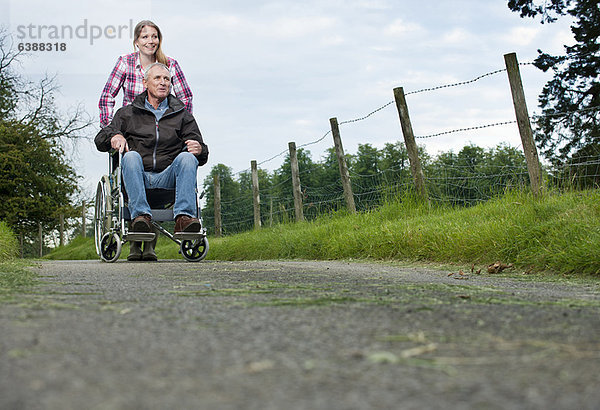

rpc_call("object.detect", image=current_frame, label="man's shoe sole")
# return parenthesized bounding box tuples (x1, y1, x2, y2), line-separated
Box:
(132, 221, 152, 232)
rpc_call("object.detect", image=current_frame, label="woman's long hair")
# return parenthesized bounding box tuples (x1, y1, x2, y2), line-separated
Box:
(133, 20, 169, 66)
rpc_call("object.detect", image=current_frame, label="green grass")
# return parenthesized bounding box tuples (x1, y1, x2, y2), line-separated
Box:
(0, 221, 37, 297)
(207, 189, 600, 275)
(0, 260, 37, 297)
(45, 189, 600, 276)
(45, 235, 102, 260)
(0, 221, 18, 262)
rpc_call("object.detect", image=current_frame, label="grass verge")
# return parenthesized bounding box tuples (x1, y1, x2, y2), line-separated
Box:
(0, 221, 37, 299)
(207, 189, 600, 275)
(0, 260, 37, 298)
(45, 189, 600, 276)
(0, 221, 18, 262)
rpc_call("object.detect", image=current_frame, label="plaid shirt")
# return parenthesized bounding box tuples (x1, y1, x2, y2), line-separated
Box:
(99, 52, 193, 128)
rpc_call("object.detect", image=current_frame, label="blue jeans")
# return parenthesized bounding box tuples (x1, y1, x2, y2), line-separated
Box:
(121, 151, 198, 219)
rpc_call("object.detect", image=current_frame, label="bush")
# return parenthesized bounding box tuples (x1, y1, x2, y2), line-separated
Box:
(0, 221, 18, 261)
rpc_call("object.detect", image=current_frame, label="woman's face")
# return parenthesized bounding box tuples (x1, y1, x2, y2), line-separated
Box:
(135, 25, 159, 58)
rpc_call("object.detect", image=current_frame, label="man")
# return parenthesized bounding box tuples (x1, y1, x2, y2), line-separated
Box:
(95, 62, 209, 261)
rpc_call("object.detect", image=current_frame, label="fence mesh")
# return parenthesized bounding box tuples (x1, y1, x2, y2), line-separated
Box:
(202, 59, 599, 235)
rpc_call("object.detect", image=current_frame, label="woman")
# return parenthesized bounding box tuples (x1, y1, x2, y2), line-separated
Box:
(98, 20, 193, 128)
(99, 20, 194, 261)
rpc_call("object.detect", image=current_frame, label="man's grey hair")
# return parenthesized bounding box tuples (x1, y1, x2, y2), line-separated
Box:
(144, 62, 171, 80)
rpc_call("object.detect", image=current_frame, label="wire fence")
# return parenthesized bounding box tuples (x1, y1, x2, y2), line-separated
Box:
(203, 55, 599, 236)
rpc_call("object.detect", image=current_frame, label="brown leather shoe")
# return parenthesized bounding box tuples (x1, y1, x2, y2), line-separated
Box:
(132, 214, 152, 232)
(175, 215, 201, 233)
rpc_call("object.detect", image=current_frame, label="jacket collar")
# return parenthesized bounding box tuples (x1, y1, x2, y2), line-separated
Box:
(132, 90, 185, 113)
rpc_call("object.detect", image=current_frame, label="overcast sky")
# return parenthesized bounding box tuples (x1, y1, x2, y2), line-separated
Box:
(1, 0, 574, 195)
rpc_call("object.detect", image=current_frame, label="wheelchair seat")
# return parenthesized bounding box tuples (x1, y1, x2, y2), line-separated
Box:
(122, 188, 176, 222)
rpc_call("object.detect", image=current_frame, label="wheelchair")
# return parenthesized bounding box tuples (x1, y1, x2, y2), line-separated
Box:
(94, 151, 209, 263)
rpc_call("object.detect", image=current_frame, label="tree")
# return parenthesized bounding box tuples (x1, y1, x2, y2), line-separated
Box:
(508, 0, 600, 163)
(352, 143, 380, 177)
(0, 121, 78, 236)
(0, 29, 92, 253)
(426, 143, 528, 205)
(201, 164, 243, 234)
(378, 141, 412, 197)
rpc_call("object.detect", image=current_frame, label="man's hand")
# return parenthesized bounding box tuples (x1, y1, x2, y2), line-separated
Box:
(110, 134, 129, 153)
(185, 139, 203, 155)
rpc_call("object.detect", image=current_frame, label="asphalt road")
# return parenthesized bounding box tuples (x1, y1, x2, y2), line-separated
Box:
(1, 259, 599, 409)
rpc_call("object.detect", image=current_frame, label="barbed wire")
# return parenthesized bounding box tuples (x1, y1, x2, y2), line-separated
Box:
(405, 68, 506, 96)
(415, 120, 518, 139)
(231, 62, 539, 175)
(404, 63, 533, 96)
(338, 101, 396, 125)
(413, 106, 600, 139)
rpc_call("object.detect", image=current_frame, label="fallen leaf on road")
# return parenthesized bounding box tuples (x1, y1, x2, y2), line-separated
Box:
(400, 343, 438, 359)
(367, 351, 399, 364)
(487, 261, 514, 274)
(245, 360, 275, 373)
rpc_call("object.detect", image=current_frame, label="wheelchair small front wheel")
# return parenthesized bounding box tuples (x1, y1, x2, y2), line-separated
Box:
(100, 232, 122, 263)
(180, 237, 209, 262)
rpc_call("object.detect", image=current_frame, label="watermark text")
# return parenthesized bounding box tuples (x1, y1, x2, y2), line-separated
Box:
(15, 19, 134, 46)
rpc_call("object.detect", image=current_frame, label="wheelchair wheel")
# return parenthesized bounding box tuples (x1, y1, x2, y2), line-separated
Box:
(94, 178, 111, 258)
(180, 237, 209, 262)
(100, 232, 122, 263)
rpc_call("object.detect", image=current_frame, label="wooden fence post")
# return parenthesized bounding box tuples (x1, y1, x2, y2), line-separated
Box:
(251, 160, 261, 230)
(504, 52, 543, 195)
(213, 174, 222, 237)
(288, 142, 304, 222)
(38, 222, 43, 257)
(393, 87, 429, 202)
(59, 214, 64, 247)
(330, 117, 357, 213)
(81, 200, 86, 238)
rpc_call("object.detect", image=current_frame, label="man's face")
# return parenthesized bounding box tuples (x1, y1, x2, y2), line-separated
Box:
(143, 66, 171, 101)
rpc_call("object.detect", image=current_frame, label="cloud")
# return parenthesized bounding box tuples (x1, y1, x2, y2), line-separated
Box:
(270, 16, 337, 38)
(384, 18, 423, 37)
(353, 0, 391, 10)
(501, 26, 540, 46)
(440, 27, 473, 45)
(4, 0, 574, 188)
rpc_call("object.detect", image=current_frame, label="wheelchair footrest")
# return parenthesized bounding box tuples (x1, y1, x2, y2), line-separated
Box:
(173, 232, 206, 241)
(125, 232, 156, 242)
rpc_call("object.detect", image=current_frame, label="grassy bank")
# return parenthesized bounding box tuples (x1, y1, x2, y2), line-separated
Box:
(0, 221, 37, 298)
(46, 190, 600, 275)
(0, 221, 18, 262)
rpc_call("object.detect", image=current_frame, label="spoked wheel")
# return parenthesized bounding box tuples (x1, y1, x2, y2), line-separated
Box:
(180, 237, 209, 262)
(100, 232, 122, 263)
(94, 178, 111, 258)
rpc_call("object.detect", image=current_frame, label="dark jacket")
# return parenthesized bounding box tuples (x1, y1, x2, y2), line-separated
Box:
(95, 91, 208, 172)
